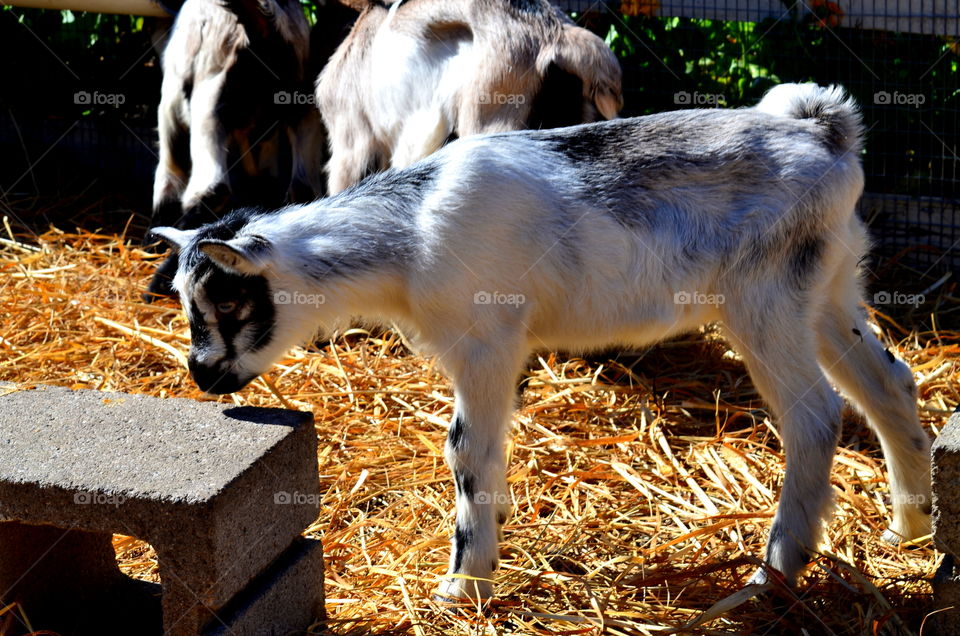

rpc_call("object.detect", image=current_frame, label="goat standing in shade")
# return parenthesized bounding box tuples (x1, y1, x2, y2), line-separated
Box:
(146, 0, 341, 299)
(151, 84, 932, 600)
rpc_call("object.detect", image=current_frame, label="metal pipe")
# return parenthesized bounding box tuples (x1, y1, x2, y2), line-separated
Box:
(3, 0, 170, 17)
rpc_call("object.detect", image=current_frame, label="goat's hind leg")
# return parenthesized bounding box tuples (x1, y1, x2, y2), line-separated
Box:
(721, 300, 844, 585)
(816, 270, 931, 542)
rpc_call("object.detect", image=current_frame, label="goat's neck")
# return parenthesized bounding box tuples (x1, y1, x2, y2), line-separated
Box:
(269, 252, 412, 327)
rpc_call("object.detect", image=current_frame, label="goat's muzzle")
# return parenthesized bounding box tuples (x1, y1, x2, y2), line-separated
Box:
(188, 358, 251, 395)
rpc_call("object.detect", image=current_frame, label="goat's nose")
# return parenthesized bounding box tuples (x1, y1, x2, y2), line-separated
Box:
(188, 357, 245, 395)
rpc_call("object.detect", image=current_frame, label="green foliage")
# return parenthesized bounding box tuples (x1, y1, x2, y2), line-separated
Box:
(3, 6, 146, 47)
(299, 0, 323, 27)
(604, 14, 819, 111)
(0, 6, 161, 120)
(601, 7, 958, 197)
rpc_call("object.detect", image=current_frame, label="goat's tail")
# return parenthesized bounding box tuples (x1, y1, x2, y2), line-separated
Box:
(543, 24, 624, 121)
(755, 83, 864, 155)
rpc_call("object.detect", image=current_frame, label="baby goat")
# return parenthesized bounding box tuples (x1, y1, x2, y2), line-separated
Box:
(317, 0, 623, 194)
(152, 84, 931, 599)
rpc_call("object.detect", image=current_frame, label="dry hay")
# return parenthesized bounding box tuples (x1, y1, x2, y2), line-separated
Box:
(0, 219, 956, 636)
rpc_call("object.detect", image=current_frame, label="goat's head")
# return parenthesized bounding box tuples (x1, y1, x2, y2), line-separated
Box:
(149, 215, 319, 394)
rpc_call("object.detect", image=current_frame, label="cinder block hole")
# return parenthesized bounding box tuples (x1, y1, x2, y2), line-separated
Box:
(110, 534, 164, 636)
(0, 526, 162, 636)
(113, 533, 161, 584)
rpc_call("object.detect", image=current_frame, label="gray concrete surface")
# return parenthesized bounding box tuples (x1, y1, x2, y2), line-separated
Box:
(0, 383, 322, 635)
(931, 405, 960, 635)
(203, 537, 324, 636)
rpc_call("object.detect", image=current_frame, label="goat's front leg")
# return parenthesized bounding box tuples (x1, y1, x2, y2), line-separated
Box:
(437, 351, 519, 601)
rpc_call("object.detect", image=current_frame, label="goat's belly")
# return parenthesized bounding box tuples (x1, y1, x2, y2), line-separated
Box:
(526, 302, 717, 352)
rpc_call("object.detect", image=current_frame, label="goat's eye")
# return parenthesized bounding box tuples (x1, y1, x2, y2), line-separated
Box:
(216, 301, 237, 314)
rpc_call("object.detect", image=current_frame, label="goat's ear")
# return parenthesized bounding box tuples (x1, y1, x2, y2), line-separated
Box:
(198, 236, 271, 276)
(148, 227, 196, 252)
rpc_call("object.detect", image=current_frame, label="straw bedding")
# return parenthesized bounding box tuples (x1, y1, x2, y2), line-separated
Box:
(0, 218, 955, 635)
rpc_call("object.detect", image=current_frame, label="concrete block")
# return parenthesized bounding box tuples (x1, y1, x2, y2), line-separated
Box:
(931, 405, 960, 635)
(931, 554, 960, 635)
(0, 384, 322, 635)
(933, 407, 960, 554)
(203, 537, 324, 636)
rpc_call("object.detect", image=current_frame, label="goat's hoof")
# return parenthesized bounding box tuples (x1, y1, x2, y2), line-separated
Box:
(883, 513, 932, 545)
(432, 592, 497, 617)
(437, 577, 493, 603)
(432, 592, 493, 613)
(432, 593, 481, 605)
(881, 528, 903, 545)
(746, 565, 789, 588)
(746, 568, 769, 586)
(881, 527, 929, 546)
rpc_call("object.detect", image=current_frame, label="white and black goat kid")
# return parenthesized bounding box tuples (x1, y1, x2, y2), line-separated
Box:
(152, 84, 932, 599)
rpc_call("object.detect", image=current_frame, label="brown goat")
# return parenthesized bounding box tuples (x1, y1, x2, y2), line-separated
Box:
(317, 0, 623, 194)
(151, 0, 324, 230)
(147, 0, 353, 298)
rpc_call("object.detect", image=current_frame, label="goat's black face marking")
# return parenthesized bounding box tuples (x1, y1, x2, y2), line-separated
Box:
(188, 357, 247, 395)
(185, 260, 275, 394)
(204, 267, 275, 355)
(188, 298, 212, 352)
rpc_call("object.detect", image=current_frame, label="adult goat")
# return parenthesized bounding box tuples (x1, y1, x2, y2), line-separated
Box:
(317, 0, 623, 193)
(147, 0, 337, 299)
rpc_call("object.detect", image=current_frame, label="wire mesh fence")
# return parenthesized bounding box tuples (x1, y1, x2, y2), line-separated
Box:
(0, 1, 957, 275)
(0, 7, 164, 205)
(560, 0, 959, 275)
